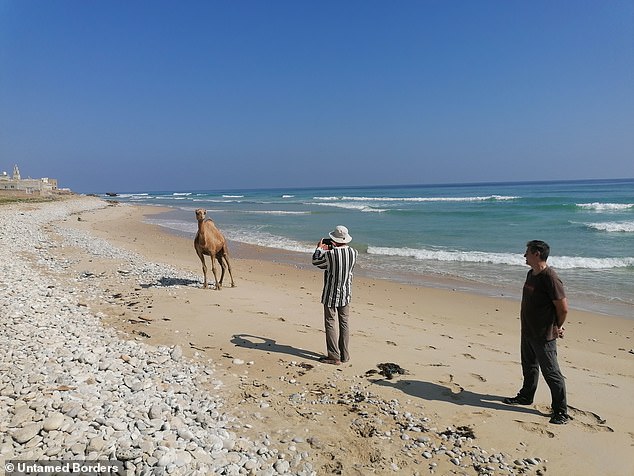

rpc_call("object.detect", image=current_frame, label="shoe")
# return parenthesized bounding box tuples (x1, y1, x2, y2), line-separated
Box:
(320, 358, 341, 365)
(319, 356, 341, 365)
(549, 412, 571, 425)
(503, 395, 533, 405)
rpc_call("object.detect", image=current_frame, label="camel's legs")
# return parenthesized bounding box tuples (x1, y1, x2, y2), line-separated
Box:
(222, 248, 236, 287)
(217, 256, 226, 287)
(197, 250, 208, 289)
(209, 252, 221, 290)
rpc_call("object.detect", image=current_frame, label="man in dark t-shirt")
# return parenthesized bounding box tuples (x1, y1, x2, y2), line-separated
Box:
(504, 240, 571, 425)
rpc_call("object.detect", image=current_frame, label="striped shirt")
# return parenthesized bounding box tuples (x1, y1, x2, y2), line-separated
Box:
(312, 245, 358, 308)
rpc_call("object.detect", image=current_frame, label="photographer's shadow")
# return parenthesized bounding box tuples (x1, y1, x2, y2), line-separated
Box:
(371, 378, 548, 417)
(231, 334, 323, 361)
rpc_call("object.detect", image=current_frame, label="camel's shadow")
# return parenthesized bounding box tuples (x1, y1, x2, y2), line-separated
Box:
(231, 334, 323, 361)
(371, 378, 548, 417)
(141, 277, 201, 288)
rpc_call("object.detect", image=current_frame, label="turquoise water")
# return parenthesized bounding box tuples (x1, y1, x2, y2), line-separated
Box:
(107, 179, 634, 318)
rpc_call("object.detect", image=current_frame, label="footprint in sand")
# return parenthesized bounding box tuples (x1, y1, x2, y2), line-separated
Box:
(470, 373, 487, 382)
(516, 421, 555, 438)
(462, 353, 476, 360)
(567, 406, 614, 432)
(439, 374, 464, 398)
(522, 405, 614, 433)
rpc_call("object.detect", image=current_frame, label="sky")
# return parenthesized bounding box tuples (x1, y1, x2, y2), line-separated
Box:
(1, 1, 633, 194)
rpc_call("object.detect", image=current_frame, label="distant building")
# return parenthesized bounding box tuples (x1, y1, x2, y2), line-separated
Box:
(0, 164, 60, 196)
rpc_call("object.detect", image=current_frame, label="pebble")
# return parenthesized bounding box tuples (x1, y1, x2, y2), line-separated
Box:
(42, 412, 65, 431)
(10, 423, 42, 444)
(275, 459, 291, 473)
(170, 345, 183, 361)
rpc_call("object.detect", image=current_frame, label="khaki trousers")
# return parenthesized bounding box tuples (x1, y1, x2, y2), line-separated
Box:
(323, 304, 350, 362)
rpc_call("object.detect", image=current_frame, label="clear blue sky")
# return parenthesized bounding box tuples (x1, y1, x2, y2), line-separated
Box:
(1, 1, 632, 193)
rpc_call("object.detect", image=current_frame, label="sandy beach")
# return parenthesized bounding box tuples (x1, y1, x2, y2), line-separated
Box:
(2, 196, 633, 476)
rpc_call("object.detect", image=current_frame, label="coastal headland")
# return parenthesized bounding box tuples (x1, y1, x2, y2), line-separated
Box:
(1, 196, 632, 475)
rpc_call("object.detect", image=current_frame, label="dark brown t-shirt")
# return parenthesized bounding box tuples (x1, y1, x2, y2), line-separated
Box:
(520, 266, 566, 341)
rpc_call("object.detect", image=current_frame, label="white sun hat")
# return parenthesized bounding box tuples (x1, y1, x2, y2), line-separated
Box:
(329, 225, 352, 244)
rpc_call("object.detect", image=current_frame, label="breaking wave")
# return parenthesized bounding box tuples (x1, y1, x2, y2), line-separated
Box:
(114, 193, 149, 199)
(584, 221, 634, 232)
(577, 202, 634, 211)
(240, 210, 310, 215)
(312, 202, 387, 213)
(367, 246, 634, 269)
(314, 195, 518, 202)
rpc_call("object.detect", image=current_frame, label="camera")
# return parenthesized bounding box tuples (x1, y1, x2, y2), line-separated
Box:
(322, 238, 334, 249)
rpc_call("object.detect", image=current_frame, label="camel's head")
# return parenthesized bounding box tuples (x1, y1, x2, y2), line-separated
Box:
(195, 208, 207, 221)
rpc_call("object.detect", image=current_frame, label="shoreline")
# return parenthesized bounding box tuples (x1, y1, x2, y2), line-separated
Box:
(142, 206, 632, 320)
(2, 196, 633, 475)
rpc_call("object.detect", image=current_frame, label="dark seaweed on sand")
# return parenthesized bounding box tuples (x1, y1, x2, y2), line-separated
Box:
(365, 362, 409, 379)
(440, 426, 476, 439)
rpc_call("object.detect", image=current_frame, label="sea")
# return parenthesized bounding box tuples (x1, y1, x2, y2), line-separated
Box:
(105, 179, 634, 319)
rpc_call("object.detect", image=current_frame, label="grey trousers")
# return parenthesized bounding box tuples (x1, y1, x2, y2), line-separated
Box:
(323, 304, 350, 362)
(519, 335, 567, 414)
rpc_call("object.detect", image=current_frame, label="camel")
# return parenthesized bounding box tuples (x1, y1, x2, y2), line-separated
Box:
(194, 208, 236, 290)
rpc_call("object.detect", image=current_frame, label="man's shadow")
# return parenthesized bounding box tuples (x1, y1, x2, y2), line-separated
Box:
(231, 334, 323, 361)
(371, 378, 548, 417)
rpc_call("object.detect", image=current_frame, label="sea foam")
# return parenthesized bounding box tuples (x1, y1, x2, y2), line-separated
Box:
(312, 202, 386, 212)
(368, 246, 525, 266)
(584, 221, 634, 232)
(577, 202, 634, 211)
(367, 246, 634, 269)
(314, 195, 518, 202)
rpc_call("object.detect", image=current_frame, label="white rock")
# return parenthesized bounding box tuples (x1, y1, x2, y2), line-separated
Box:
(10, 406, 35, 426)
(42, 412, 65, 431)
(274, 459, 290, 473)
(170, 346, 183, 361)
(11, 423, 42, 444)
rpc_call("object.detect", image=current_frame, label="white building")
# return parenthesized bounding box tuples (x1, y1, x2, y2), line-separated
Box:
(0, 165, 58, 195)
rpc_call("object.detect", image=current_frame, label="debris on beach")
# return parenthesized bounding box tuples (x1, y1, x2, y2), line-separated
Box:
(132, 330, 151, 338)
(440, 425, 476, 439)
(365, 362, 409, 379)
